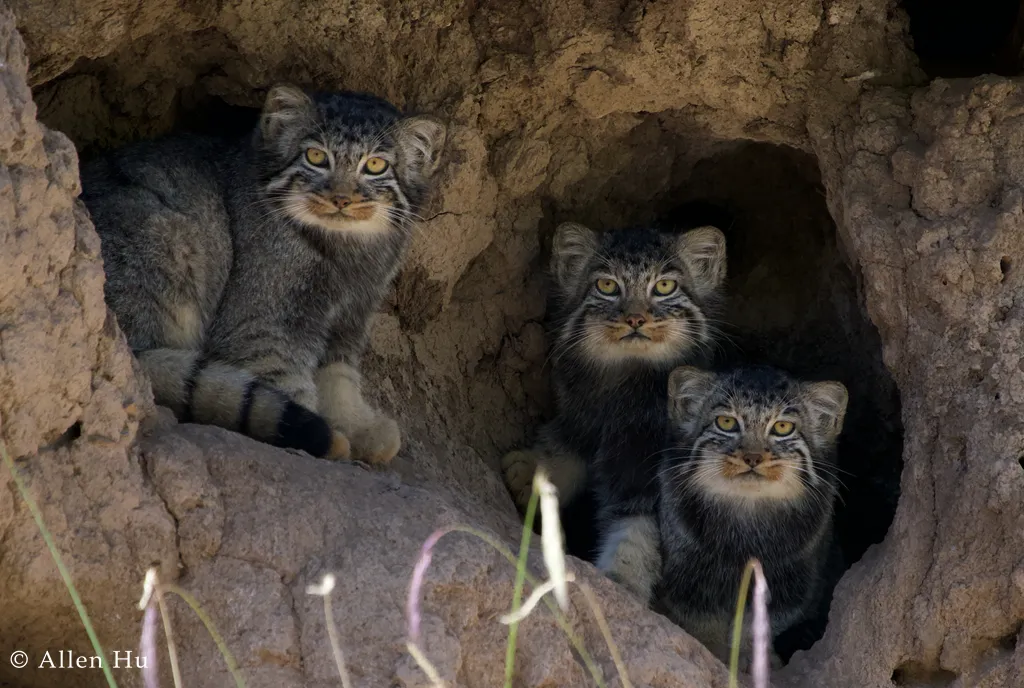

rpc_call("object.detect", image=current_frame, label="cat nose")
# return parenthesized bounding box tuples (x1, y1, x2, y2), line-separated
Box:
(331, 192, 364, 209)
(625, 314, 646, 328)
(743, 453, 765, 467)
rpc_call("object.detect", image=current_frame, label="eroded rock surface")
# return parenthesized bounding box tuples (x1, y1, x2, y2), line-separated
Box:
(143, 424, 732, 688)
(792, 77, 1024, 688)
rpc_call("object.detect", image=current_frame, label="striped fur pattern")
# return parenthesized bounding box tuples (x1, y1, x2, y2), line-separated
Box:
(651, 365, 847, 664)
(501, 222, 727, 563)
(81, 85, 445, 460)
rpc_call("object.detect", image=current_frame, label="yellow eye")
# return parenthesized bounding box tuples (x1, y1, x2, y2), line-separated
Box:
(771, 420, 795, 437)
(364, 156, 389, 175)
(715, 415, 738, 432)
(305, 148, 328, 166)
(654, 279, 677, 296)
(595, 278, 620, 295)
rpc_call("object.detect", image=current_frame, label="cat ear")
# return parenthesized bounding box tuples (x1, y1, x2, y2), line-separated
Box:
(802, 381, 849, 441)
(668, 366, 716, 430)
(397, 115, 447, 179)
(551, 222, 599, 292)
(676, 226, 726, 298)
(260, 85, 315, 141)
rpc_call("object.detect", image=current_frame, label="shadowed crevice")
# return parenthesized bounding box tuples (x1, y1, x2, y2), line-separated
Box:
(902, 0, 1024, 77)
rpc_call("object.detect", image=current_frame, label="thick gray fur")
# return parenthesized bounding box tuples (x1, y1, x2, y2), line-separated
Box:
(652, 364, 848, 662)
(502, 221, 727, 575)
(81, 85, 445, 458)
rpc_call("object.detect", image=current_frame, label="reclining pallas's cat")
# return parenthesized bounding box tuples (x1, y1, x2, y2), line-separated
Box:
(81, 85, 445, 462)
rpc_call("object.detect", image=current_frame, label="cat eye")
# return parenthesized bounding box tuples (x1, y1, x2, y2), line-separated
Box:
(715, 415, 738, 432)
(654, 279, 677, 296)
(595, 278, 620, 296)
(305, 148, 328, 167)
(363, 157, 389, 175)
(771, 420, 795, 437)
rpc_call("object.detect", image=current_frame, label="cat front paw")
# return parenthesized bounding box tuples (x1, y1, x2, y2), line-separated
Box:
(596, 516, 661, 602)
(349, 414, 401, 465)
(501, 450, 540, 509)
(326, 430, 352, 460)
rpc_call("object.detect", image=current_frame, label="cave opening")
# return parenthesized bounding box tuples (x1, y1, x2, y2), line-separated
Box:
(663, 142, 905, 568)
(901, 0, 1024, 77)
(664, 142, 905, 661)
(36, 73, 263, 164)
(892, 661, 958, 687)
(539, 132, 905, 663)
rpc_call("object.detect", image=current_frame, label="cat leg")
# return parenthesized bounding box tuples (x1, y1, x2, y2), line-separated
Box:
(501, 449, 543, 509)
(681, 616, 730, 664)
(595, 515, 661, 602)
(223, 333, 319, 415)
(501, 443, 586, 510)
(315, 361, 400, 465)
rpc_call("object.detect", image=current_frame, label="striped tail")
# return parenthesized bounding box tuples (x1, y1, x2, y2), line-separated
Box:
(136, 349, 349, 459)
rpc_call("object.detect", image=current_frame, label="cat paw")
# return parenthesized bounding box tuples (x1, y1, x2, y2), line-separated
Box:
(605, 567, 655, 601)
(326, 430, 351, 460)
(501, 450, 539, 509)
(349, 415, 401, 465)
(596, 516, 661, 602)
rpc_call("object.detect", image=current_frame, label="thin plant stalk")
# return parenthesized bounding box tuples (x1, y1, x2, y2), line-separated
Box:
(407, 524, 606, 688)
(502, 577, 582, 625)
(140, 602, 160, 688)
(306, 574, 353, 688)
(533, 469, 568, 611)
(444, 526, 606, 687)
(577, 583, 632, 688)
(322, 591, 353, 688)
(406, 529, 449, 687)
(1, 443, 119, 688)
(138, 567, 183, 688)
(407, 641, 446, 687)
(729, 561, 756, 688)
(729, 559, 771, 688)
(156, 590, 184, 688)
(158, 583, 246, 688)
(750, 561, 770, 688)
(407, 529, 446, 645)
(504, 486, 539, 688)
